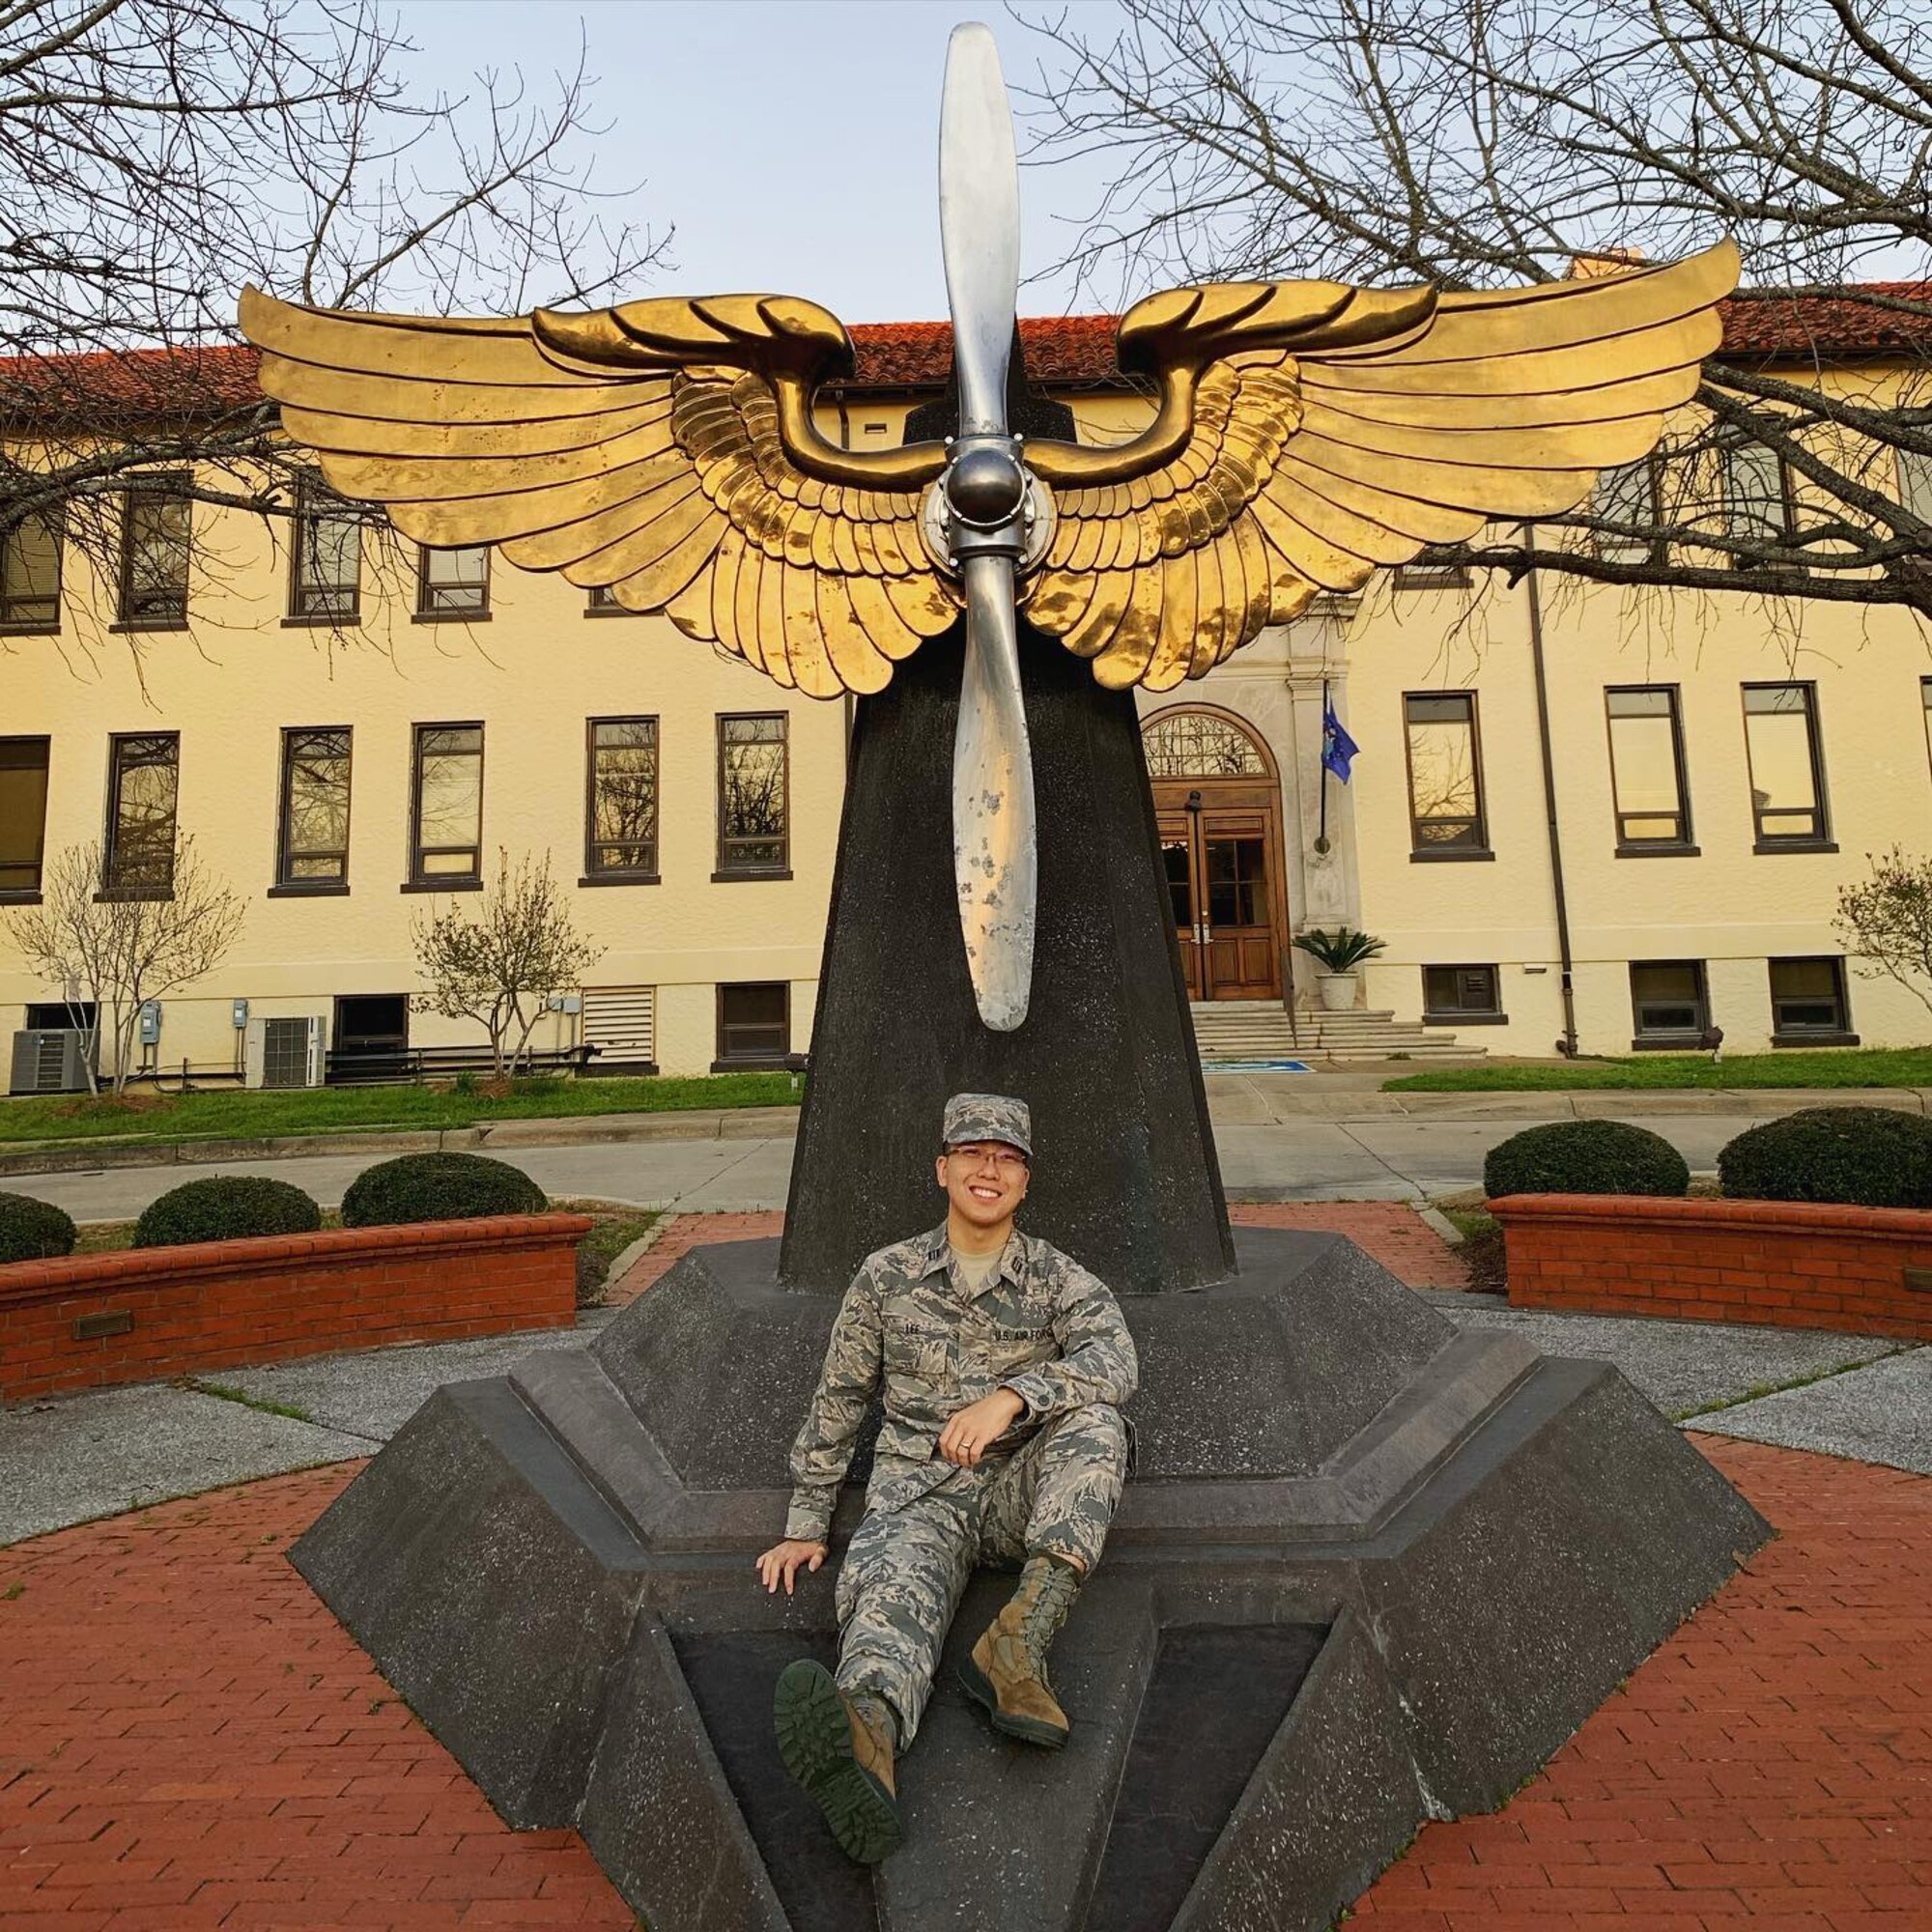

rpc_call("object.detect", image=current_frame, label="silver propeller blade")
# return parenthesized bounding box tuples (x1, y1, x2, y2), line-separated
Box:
(940, 22, 1019, 434)
(938, 20, 1037, 1032)
(953, 553, 1036, 1031)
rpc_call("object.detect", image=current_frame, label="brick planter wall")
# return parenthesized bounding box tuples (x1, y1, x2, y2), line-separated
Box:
(1492, 1193, 1932, 1340)
(0, 1212, 590, 1404)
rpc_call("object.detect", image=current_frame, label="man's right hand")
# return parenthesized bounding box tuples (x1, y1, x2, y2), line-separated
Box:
(755, 1538, 829, 1596)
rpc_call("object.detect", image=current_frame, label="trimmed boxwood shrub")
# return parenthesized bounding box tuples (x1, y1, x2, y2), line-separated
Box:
(1718, 1105, 1932, 1209)
(1484, 1119, 1690, 1200)
(134, 1175, 324, 1249)
(0, 1191, 78, 1264)
(340, 1151, 547, 1229)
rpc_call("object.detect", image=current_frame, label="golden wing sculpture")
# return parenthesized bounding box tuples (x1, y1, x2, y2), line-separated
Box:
(239, 239, 1737, 697)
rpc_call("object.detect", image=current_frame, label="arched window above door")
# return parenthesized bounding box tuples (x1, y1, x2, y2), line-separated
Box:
(1141, 708, 1271, 779)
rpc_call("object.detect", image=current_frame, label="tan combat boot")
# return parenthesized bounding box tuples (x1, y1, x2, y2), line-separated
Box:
(958, 1552, 1081, 1748)
(773, 1660, 902, 1864)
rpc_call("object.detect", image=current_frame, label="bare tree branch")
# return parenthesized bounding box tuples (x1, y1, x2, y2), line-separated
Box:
(1021, 0, 1932, 617)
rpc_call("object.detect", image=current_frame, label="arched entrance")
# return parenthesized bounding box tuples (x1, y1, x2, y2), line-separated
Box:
(1142, 705, 1289, 1001)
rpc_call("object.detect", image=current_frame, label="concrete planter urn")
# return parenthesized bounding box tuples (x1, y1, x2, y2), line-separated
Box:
(1318, 971, 1359, 1011)
(1293, 926, 1386, 1012)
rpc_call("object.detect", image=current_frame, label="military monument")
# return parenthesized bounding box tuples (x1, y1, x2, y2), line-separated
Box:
(242, 24, 1765, 1930)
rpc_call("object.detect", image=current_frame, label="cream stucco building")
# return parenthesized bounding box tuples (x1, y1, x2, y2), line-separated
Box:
(4, 305, 1930, 1087)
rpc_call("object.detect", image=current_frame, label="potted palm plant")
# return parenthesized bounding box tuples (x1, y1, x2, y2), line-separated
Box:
(1292, 926, 1387, 1011)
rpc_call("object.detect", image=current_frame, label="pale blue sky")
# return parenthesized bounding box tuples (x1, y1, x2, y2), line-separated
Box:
(387, 0, 1127, 324)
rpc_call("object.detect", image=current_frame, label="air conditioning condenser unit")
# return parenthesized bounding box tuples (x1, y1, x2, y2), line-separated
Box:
(9, 1029, 93, 1095)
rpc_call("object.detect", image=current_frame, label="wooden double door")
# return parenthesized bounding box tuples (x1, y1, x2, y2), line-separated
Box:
(1156, 796, 1285, 1002)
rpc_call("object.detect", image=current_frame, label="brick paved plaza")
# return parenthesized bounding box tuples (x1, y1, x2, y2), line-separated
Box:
(2, 1206, 1924, 1928)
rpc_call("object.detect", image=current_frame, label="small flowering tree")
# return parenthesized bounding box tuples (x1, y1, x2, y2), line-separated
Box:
(411, 850, 603, 1081)
(1834, 849, 1932, 1023)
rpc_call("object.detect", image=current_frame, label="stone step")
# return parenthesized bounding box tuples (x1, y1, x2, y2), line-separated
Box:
(1190, 997, 1483, 1063)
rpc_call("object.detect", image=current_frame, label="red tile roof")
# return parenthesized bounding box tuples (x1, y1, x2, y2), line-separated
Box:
(3, 285, 1925, 422)
(1718, 283, 1932, 359)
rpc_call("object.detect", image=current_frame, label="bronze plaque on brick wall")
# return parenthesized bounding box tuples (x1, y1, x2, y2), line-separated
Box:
(72, 1309, 134, 1340)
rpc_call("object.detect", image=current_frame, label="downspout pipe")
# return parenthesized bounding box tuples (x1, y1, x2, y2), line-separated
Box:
(1522, 530, 1580, 1058)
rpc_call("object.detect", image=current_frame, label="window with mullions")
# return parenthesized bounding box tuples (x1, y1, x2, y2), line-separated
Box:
(289, 477, 360, 620)
(276, 728, 352, 888)
(1594, 458, 1661, 563)
(410, 724, 483, 884)
(1, 514, 61, 630)
(1769, 957, 1853, 1041)
(415, 545, 490, 617)
(1742, 683, 1829, 846)
(1630, 959, 1708, 1042)
(117, 477, 191, 626)
(585, 718, 659, 879)
(103, 732, 180, 893)
(1721, 440, 1798, 559)
(1403, 692, 1488, 855)
(1605, 687, 1692, 848)
(717, 713, 788, 875)
(0, 738, 51, 895)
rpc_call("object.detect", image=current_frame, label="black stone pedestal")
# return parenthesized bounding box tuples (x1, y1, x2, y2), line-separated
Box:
(293, 1229, 1768, 1932)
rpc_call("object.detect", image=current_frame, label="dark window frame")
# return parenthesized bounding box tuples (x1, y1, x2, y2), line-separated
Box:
(115, 474, 192, 629)
(1741, 681, 1832, 849)
(1629, 958, 1711, 1047)
(101, 730, 180, 896)
(584, 583, 640, 618)
(1593, 455, 1663, 564)
(1392, 546, 1472, 589)
(1402, 690, 1491, 859)
(1720, 437, 1802, 557)
(583, 715, 661, 883)
(1768, 955, 1857, 1045)
(1605, 684, 1695, 851)
(713, 980, 791, 1069)
(413, 544, 492, 621)
(1421, 963, 1507, 1025)
(715, 711, 791, 879)
(287, 474, 362, 622)
(406, 722, 485, 889)
(273, 726, 354, 894)
(0, 735, 52, 898)
(0, 511, 63, 632)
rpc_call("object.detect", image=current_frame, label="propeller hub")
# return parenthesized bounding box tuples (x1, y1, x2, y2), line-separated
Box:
(945, 440, 1028, 527)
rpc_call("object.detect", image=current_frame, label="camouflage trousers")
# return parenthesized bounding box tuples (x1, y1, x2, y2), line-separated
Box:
(834, 1402, 1127, 1747)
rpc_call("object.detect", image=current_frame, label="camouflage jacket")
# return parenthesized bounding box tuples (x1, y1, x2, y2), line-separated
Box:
(783, 1222, 1139, 1543)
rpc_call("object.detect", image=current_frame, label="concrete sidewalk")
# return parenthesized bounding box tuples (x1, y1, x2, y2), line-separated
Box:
(0, 1085, 1872, 1222)
(3, 1208, 1922, 1547)
(4, 1073, 1927, 1180)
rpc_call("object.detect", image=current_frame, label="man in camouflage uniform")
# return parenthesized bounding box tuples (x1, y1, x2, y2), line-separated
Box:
(755, 1092, 1138, 1864)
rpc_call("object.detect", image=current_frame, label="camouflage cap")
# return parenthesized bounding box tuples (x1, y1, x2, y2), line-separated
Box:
(941, 1092, 1033, 1159)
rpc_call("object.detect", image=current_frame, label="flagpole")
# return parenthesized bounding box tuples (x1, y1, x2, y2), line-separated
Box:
(1315, 675, 1331, 855)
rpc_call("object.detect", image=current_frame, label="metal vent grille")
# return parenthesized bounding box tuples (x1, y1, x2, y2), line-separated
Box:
(34, 1034, 63, 1091)
(261, 1017, 312, 1089)
(581, 985, 655, 1064)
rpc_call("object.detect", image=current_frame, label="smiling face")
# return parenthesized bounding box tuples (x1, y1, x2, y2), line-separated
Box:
(936, 1139, 1032, 1236)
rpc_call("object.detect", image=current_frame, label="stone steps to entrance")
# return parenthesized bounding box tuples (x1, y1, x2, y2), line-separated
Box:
(1190, 1002, 1482, 1063)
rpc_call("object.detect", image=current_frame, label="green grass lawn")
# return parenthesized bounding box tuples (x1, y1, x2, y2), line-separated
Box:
(1385, 1046, 1932, 1093)
(0, 1071, 799, 1150)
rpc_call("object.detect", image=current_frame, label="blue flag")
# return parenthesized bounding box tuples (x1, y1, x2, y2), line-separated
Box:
(1321, 700, 1359, 782)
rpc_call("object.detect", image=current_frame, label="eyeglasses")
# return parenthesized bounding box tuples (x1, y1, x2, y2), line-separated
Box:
(947, 1144, 1029, 1174)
